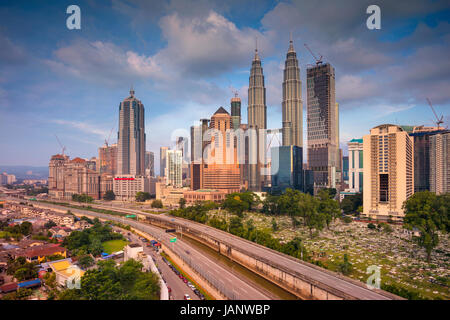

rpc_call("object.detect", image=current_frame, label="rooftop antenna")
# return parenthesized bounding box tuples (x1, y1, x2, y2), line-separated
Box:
(130, 84, 135, 96)
(426, 97, 444, 129)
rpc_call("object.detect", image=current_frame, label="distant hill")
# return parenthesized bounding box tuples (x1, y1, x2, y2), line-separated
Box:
(0, 165, 48, 180)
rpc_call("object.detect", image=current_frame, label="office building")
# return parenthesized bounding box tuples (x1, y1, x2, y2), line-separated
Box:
(145, 151, 154, 177)
(430, 132, 450, 194)
(202, 107, 241, 193)
(160, 147, 169, 178)
(282, 38, 302, 148)
(166, 149, 182, 188)
(117, 88, 146, 176)
(190, 119, 210, 190)
(362, 124, 414, 221)
(113, 175, 150, 201)
(347, 139, 363, 193)
(342, 156, 349, 185)
(306, 63, 340, 190)
(271, 145, 303, 193)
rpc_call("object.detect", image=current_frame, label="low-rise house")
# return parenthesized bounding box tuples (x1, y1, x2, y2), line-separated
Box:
(47, 259, 84, 288)
(13, 244, 67, 263)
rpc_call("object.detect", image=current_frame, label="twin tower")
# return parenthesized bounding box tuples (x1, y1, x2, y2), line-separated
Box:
(246, 38, 302, 148)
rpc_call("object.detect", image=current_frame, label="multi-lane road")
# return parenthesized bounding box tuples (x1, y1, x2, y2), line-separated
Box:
(72, 201, 398, 300)
(2, 196, 398, 300)
(13, 199, 271, 300)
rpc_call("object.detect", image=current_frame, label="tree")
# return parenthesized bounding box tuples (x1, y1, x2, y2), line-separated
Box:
(317, 189, 341, 229)
(19, 221, 33, 236)
(72, 194, 94, 203)
(367, 223, 376, 229)
(403, 191, 449, 262)
(136, 192, 151, 202)
(77, 254, 95, 269)
(179, 198, 186, 209)
(103, 190, 116, 201)
(271, 218, 278, 232)
(151, 199, 163, 208)
(44, 220, 57, 229)
(338, 254, 352, 275)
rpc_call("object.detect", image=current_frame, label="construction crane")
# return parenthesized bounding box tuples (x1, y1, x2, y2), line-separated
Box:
(426, 98, 444, 129)
(54, 134, 66, 156)
(304, 43, 323, 65)
(105, 126, 115, 147)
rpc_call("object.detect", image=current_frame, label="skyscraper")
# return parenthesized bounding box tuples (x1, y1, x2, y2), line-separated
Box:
(190, 119, 209, 190)
(160, 146, 169, 178)
(271, 145, 303, 193)
(231, 93, 241, 129)
(145, 151, 154, 177)
(282, 38, 302, 148)
(363, 124, 414, 221)
(202, 107, 240, 193)
(248, 45, 267, 191)
(306, 63, 339, 189)
(117, 88, 146, 176)
(166, 149, 182, 188)
(430, 131, 450, 194)
(347, 139, 363, 193)
(248, 46, 267, 131)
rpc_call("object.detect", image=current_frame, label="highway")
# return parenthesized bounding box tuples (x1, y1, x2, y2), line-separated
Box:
(122, 228, 200, 300)
(13, 199, 271, 300)
(69, 200, 396, 300)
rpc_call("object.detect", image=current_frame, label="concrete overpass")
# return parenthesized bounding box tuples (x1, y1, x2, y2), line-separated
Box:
(3, 197, 402, 300)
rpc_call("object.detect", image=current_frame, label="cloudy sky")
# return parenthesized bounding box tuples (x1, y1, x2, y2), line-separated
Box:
(0, 0, 449, 173)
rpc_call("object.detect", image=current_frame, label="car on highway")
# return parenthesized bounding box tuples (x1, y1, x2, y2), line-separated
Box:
(184, 294, 191, 300)
(183, 278, 188, 284)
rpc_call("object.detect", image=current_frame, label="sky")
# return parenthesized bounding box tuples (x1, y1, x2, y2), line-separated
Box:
(0, 0, 449, 174)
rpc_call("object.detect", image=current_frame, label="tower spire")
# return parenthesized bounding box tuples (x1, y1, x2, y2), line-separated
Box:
(253, 36, 260, 61)
(130, 84, 135, 96)
(288, 32, 295, 53)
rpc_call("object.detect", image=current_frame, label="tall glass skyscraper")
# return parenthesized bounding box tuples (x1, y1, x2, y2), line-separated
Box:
(271, 145, 303, 193)
(306, 63, 340, 189)
(117, 88, 146, 176)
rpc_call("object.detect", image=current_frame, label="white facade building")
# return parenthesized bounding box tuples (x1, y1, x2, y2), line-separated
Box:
(347, 139, 363, 193)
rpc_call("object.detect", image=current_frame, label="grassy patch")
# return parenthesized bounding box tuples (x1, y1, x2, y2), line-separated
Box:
(161, 251, 214, 300)
(102, 239, 129, 254)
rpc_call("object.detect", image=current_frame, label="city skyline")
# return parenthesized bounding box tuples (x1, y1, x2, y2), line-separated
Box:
(0, 0, 449, 175)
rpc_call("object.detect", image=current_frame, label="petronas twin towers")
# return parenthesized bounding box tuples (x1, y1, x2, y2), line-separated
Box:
(247, 38, 302, 148)
(246, 38, 302, 191)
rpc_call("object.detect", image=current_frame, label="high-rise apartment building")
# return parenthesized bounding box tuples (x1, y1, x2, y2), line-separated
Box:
(363, 124, 414, 221)
(166, 149, 182, 188)
(117, 88, 146, 176)
(282, 38, 302, 148)
(348, 139, 363, 193)
(98, 143, 117, 175)
(430, 131, 450, 194)
(405, 126, 447, 192)
(160, 146, 169, 178)
(306, 63, 340, 190)
(248, 47, 267, 191)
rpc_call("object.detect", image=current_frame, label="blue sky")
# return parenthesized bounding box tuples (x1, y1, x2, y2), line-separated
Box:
(0, 0, 449, 173)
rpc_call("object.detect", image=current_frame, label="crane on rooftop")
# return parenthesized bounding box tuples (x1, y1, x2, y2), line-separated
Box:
(426, 97, 444, 129)
(304, 43, 323, 65)
(54, 134, 66, 156)
(105, 126, 115, 147)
